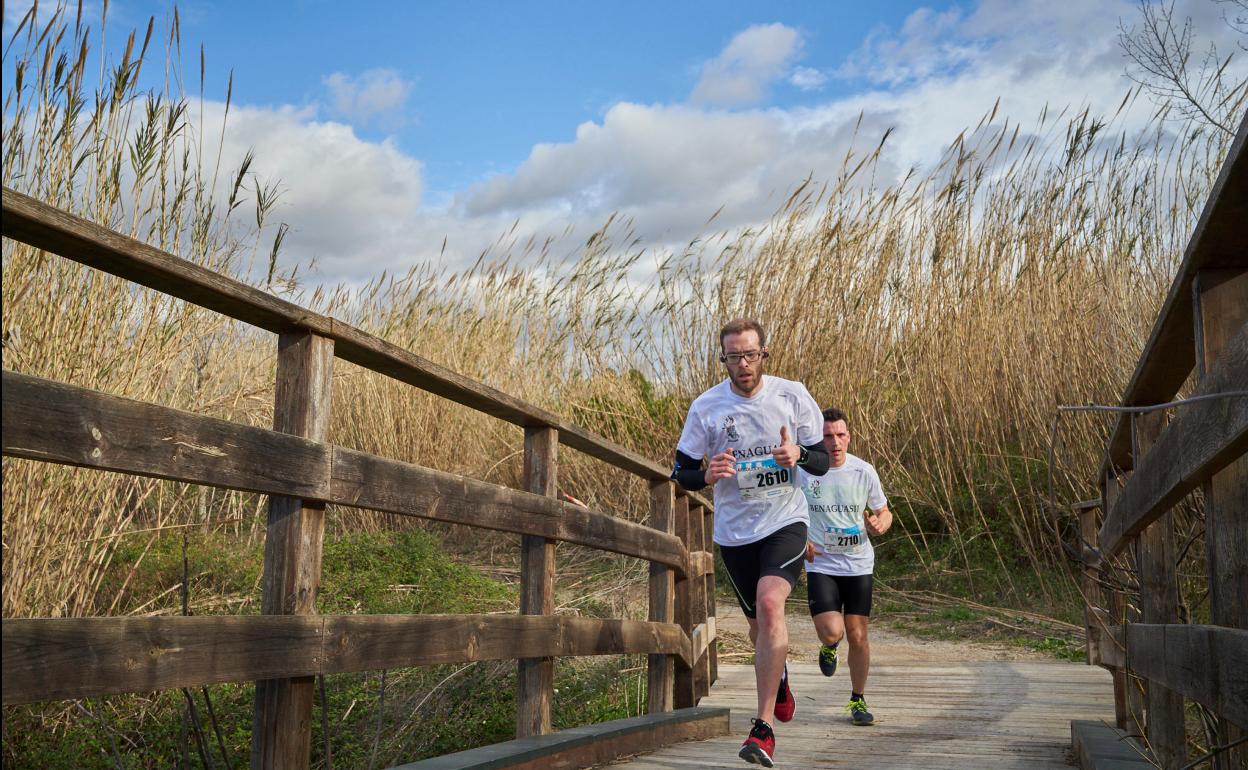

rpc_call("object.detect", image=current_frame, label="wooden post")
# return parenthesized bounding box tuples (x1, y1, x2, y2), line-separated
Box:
(1077, 502, 1100, 665)
(672, 495, 696, 709)
(1133, 410, 1185, 768)
(252, 332, 334, 770)
(1193, 268, 1248, 770)
(703, 505, 718, 688)
(517, 426, 558, 738)
(647, 481, 676, 714)
(1102, 469, 1130, 731)
(688, 505, 709, 701)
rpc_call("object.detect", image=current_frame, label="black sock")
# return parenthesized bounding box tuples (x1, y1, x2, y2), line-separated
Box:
(851, 692, 864, 701)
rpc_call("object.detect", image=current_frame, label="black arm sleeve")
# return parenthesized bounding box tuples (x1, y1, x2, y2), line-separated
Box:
(798, 441, 830, 476)
(671, 450, 708, 491)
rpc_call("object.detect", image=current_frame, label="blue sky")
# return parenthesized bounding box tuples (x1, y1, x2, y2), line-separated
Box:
(114, 1, 957, 197)
(5, 1, 1244, 285)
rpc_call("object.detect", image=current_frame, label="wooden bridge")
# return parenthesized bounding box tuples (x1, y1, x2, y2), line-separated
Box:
(2, 111, 1245, 769)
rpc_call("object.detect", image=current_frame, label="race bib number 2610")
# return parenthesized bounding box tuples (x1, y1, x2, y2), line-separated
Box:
(735, 457, 793, 501)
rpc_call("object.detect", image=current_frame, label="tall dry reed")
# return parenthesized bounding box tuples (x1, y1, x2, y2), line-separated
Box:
(3, 5, 1242, 618)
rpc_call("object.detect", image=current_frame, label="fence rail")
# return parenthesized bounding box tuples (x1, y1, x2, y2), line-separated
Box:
(1076, 112, 1248, 770)
(0, 188, 720, 770)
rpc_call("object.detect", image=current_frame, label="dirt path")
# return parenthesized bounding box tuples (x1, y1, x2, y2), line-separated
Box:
(715, 602, 1055, 664)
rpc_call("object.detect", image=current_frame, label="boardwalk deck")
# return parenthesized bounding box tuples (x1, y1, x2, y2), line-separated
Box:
(620, 660, 1116, 769)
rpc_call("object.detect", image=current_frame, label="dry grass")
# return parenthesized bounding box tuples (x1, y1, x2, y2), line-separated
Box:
(3, 5, 1243, 621)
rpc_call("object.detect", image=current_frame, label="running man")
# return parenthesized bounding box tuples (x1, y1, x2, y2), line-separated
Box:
(800, 407, 893, 726)
(671, 318, 829, 767)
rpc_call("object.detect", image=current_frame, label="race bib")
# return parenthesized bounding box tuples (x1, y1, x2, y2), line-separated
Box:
(821, 524, 867, 555)
(735, 457, 794, 501)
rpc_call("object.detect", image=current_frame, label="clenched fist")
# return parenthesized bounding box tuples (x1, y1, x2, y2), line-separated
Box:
(704, 451, 736, 485)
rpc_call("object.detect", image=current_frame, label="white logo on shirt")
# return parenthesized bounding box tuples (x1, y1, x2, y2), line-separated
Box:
(722, 416, 740, 442)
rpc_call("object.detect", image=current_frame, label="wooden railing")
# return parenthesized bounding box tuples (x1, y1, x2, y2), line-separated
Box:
(0, 188, 721, 769)
(1076, 113, 1248, 769)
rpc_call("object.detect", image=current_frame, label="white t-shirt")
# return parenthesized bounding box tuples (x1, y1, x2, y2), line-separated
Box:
(676, 375, 823, 547)
(799, 454, 887, 576)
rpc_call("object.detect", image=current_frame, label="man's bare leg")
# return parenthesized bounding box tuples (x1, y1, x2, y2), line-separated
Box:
(845, 614, 870, 694)
(748, 575, 792, 724)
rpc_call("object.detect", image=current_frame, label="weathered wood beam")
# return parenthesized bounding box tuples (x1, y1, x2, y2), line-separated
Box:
(1132, 410, 1185, 769)
(672, 496, 696, 709)
(1099, 112, 1248, 473)
(517, 426, 557, 739)
(2, 615, 690, 706)
(647, 481, 676, 714)
(1125, 624, 1248, 730)
(2, 371, 689, 574)
(252, 332, 334, 770)
(1099, 322, 1248, 555)
(387, 706, 731, 770)
(1, 370, 329, 499)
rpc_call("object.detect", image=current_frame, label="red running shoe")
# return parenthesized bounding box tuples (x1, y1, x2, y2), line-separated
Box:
(773, 666, 795, 723)
(738, 718, 775, 767)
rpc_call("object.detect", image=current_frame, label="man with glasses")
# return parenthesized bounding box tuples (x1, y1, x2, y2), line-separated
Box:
(671, 318, 829, 767)
(800, 407, 893, 726)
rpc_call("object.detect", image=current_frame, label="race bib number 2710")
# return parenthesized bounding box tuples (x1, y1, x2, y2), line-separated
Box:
(735, 457, 793, 501)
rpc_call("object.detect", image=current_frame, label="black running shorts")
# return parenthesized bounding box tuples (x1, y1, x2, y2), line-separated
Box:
(718, 522, 808, 619)
(807, 572, 874, 617)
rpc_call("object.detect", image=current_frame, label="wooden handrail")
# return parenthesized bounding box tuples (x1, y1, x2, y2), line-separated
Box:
(1098, 113, 1248, 474)
(1097, 324, 1248, 555)
(1123, 624, 1248, 730)
(0, 186, 721, 763)
(1, 370, 692, 575)
(1, 614, 694, 706)
(0, 187, 712, 510)
(1083, 110, 1247, 756)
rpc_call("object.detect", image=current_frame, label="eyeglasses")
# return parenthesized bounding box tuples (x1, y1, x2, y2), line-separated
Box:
(720, 350, 765, 364)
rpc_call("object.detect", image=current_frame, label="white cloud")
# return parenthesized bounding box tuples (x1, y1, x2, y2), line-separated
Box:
(197, 102, 431, 283)
(691, 23, 804, 106)
(790, 66, 827, 91)
(190, 3, 1246, 288)
(323, 68, 413, 127)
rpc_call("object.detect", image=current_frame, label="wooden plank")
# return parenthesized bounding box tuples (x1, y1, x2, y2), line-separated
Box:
(1195, 268, 1248, 770)
(702, 505, 718, 688)
(0, 188, 713, 513)
(1196, 270, 1248, 633)
(517, 426, 557, 739)
(330, 448, 687, 573)
(1125, 624, 1248, 730)
(687, 551, 715, 578)
(647, 481, 676, 714)
(688, 506, 709, 701)
(329, 615, 690, 672)
(252, 332, 334, 770)
(1098, 321, 1248, 555)
(1, 370, 328, 499)
(1131, 410, 1185, 768)
(1090, 609, 1125, 670)
(1102, 470, 1131, 729)
(1100, 112, 1248, 473)
(1070, 720, 1154, 769)
(1, 371, 689, 572)
(386, 706, 730, 770)
(672, 496, 696, 709)
(1078, 505, 1101, 665)
(632, 662, 1117, 770)
(1, 615, 689, 705)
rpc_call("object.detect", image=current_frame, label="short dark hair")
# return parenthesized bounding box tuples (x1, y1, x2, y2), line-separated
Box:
(719, 318, 766, 350)
(821, 407, 848, 427)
